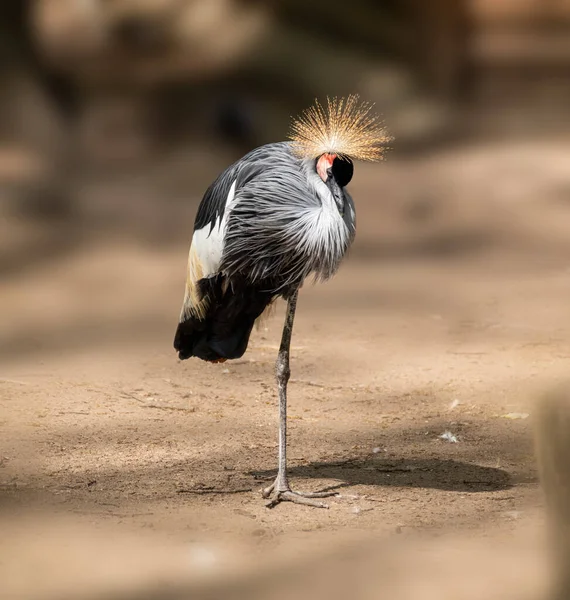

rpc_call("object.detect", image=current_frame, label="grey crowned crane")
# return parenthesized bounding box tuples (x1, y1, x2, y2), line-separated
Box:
(174, 96, 391, 508)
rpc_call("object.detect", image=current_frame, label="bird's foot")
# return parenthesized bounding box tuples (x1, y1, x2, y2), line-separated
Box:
(262, 480, 337, 509)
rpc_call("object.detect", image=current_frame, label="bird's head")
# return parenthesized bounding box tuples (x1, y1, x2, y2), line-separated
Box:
(315, 153, 353, 187)
(289, 95, 392, 188)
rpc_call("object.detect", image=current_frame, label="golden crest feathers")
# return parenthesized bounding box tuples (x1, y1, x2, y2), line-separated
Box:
(288, 94, 392, 162)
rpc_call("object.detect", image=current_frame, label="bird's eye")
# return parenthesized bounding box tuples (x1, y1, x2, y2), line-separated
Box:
(331, 157, 353, 187)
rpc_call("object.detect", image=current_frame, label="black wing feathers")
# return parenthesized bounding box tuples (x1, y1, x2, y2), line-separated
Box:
(193, 167, 237, 232)
(174, 276, 273, 361)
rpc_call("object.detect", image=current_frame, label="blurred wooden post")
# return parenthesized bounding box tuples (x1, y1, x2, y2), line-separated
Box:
(406, 0, 472, 100)
(535, 383, 570, 600)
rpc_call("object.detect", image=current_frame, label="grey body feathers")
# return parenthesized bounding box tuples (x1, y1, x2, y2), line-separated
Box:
(221, 142, 355, 293)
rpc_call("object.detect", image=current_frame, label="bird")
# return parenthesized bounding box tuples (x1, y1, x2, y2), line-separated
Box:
(174, 95, 391, 508)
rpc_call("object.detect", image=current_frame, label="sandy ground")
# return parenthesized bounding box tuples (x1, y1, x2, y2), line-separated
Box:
(2, 138, 570, 599)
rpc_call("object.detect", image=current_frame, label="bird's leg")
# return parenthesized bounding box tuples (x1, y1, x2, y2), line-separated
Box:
(262, 291, 337, 509)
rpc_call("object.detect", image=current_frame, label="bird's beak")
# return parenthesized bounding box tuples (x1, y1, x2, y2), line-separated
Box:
(317, 153, 336, 182)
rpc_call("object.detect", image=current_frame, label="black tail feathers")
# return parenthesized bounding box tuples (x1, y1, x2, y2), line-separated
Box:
(174, 278, 273, 362)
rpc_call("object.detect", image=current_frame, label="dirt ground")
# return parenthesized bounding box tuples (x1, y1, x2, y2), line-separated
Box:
(2, 138, 570, 599)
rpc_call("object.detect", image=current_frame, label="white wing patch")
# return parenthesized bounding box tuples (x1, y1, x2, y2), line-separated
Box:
(180, 180, 237, 321)
(191, 180, 237, 277)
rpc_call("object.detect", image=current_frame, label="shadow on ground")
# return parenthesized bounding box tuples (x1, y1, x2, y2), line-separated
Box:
(251, 457, 512, 494)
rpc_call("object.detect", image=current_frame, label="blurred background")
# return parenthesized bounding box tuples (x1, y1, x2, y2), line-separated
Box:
(2, 1, 570, 599)
(2, 0, 570, 262)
